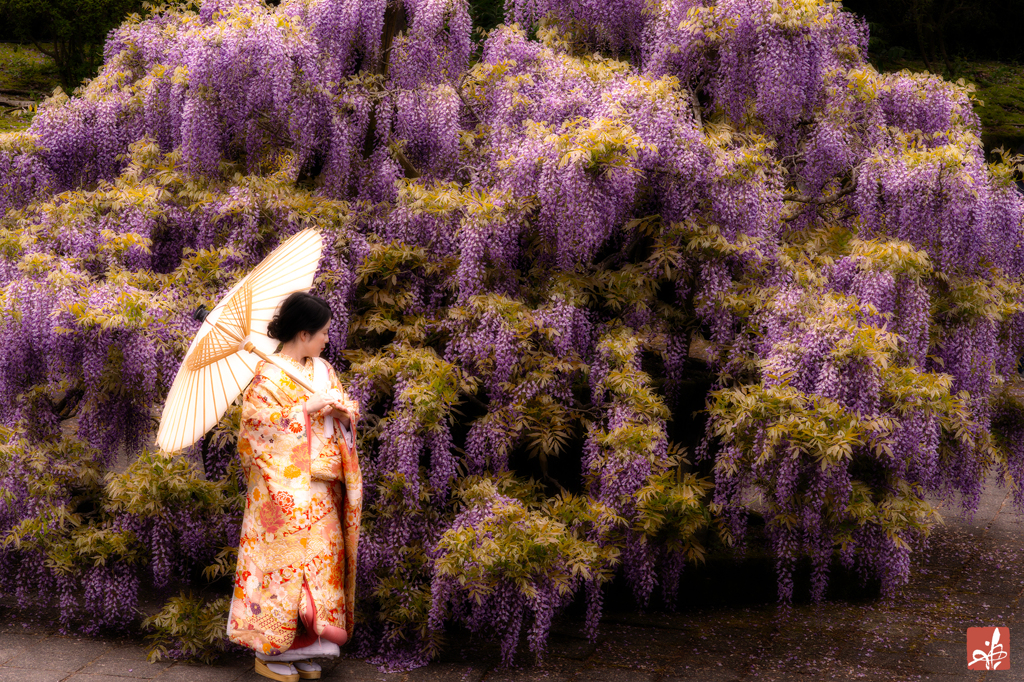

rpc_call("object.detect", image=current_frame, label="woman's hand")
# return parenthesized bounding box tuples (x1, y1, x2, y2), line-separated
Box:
(305, 391, 336, 414)
(326, 398, 359, 426)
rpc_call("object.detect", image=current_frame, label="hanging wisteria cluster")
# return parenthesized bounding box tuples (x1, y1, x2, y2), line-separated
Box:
(2, 0, 1024, 670)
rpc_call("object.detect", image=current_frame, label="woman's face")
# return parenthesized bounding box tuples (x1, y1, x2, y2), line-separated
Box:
(299, 320, 331, 357)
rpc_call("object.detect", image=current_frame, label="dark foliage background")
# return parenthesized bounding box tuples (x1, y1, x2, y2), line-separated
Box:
(844, 0, 1024, 69)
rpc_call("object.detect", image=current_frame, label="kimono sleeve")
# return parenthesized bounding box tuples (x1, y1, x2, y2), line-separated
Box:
(327, 362, 362, 632)
(326, 364, 361, 493)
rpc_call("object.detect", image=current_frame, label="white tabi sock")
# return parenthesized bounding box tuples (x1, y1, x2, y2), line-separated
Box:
(255, 638, 340, 662)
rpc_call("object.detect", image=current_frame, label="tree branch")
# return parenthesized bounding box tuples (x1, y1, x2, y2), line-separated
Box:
(377, 0, 408, 76)
(783, 168, 859, 205)
(594, 229, 646, 269)
(359, 0, 421, 179)
(54, 388, 84, 420)
(457, 73, 482, 127)
(393, 146, 421, 179)
(687, 87, 703, 129)
(32, 41, 56, 60)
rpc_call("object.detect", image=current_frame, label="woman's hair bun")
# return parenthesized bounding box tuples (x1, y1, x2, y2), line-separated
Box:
(267, 317, 283, 340)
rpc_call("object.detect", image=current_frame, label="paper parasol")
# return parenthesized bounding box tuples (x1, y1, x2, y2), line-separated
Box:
(155, 228, 330, 453)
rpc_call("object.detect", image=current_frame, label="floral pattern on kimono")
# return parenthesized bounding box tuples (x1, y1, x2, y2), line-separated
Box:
(227, 355, 362, 655)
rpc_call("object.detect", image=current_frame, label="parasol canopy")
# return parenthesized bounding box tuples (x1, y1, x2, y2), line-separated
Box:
(156, 228, 329, 453)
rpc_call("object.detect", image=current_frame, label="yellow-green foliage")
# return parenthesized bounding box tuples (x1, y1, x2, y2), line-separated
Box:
(434, 475, 624, 598)
(1, 438, 241, 574)
(142, 591, 232, 663)
(633, 453, 713, 561)
(106, 449, 242, 516)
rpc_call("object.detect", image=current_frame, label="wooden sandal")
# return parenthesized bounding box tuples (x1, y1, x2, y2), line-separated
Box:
(294, 660, 322, 680)
(255, 657, 299, 682)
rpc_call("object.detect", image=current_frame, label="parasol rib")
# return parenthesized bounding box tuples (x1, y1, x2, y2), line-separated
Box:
(172, 369, 196, 451)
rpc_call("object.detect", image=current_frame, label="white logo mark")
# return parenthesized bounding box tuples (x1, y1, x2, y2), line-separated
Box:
(971, 627, 1009, 670)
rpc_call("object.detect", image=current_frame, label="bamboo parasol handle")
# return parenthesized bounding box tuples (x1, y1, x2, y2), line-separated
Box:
(243, 341, 352, 405)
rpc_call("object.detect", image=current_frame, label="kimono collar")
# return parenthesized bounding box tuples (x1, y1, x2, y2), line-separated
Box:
(273, 352, 313, 371)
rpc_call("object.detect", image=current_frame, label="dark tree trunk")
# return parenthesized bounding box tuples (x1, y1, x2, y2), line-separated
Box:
(936, 0, 954, 75)
(378, 0, 409, 77)
(911, 0, 936, 72)
(361, 0, 420, 179)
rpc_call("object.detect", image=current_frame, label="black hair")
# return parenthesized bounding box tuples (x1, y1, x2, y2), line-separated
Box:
(266, 292, 332, 343)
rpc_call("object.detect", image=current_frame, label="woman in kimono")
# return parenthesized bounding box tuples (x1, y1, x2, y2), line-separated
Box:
(227, 292, 361, 682)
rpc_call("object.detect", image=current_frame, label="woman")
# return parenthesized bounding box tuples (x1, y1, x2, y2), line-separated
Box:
(227, 292, 361, 682)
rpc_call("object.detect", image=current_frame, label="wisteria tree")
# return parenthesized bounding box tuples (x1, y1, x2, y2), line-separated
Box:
(2, 0, 1024, 670)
